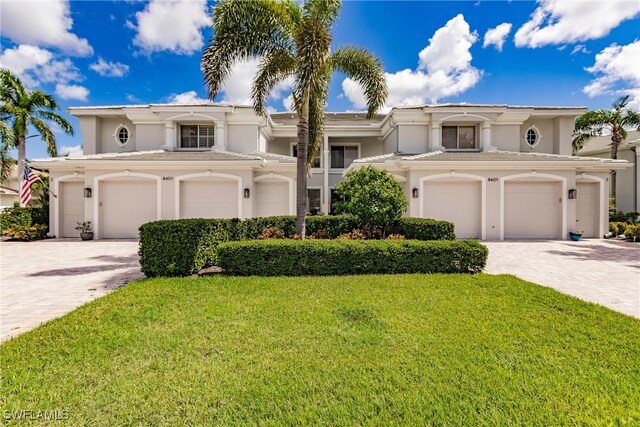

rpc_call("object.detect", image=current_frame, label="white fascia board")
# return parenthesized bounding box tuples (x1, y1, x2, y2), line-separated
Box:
(396, 160, 630, 171)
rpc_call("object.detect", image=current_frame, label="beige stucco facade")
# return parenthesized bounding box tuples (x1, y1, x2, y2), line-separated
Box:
(31, 103, 629, 240)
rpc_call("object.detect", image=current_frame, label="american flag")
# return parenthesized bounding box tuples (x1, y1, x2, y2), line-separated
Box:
(20, 164, 43, 206)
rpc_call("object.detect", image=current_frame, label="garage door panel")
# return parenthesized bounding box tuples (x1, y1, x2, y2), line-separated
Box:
(504, 181, 559, 239)
(101, 180, 157, 238)
(180, 180, 238, 219)
(256, 182, 289, 217)
(576, 183, 596, 238)
(423, 180, 481, 239)
(61, 181, 84, 238)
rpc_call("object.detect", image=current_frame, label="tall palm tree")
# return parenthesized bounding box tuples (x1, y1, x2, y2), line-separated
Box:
(0, 120, 14, 182)
(0, 68, 74, 185)
(573, 95, 640, 204)
(201, 0, 387, 237)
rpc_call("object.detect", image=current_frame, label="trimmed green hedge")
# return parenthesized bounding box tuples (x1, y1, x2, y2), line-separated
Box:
(139, 215, 456, 277)
(218, 240, 488, 276)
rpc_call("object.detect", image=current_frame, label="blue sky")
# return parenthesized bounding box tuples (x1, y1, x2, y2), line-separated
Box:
(1, 0, 639, 159)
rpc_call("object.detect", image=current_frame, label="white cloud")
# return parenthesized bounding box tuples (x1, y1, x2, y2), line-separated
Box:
(0, 0, 92, 56)
(132, 0, 210, 55)
(167, 90, 210, 104)
(0, 44, 81, 88)
(582, 40, 640, 108)
(483, 23, 512, 51)
(514, 0, 640, 48)
(342, 14, 481, 111)
(216, 57, 295, 106)
(59, 144, 83, 156)
(55, 83, 89, 101)
(89, 58, 130, 77)
(570, 45, 590, 55)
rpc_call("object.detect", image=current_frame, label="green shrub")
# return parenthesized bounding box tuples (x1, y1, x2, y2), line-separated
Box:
(0, 206, 32, 233)
(623, 224, 640, 241)
(138, 219, 240, 277)
(217, 239, 488, 276)
(3, 224, 48, 241)
(609, 211, 639, 224)
(609, 222, 627, 236)
(333, 166, 407, 233)
(139, 216, 456, 277)
(389, 217, 456, 240)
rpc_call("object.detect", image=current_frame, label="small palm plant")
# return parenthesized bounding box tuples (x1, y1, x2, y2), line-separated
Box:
(201, 0, 388, 237)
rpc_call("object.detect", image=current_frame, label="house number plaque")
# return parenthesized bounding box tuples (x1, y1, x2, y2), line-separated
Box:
(162, 177, 174, 181)
(487, 178, 498, 182)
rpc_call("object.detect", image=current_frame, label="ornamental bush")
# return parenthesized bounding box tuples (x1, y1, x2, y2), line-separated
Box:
(139, 216, 455, 277)
(332, 166, 407, 234)
(217, 239, 488, 276)
(623, 224, 640, 242)
(0, 205, 49, 240)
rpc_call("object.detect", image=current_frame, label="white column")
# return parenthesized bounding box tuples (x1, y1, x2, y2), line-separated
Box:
(323, 134, 330, 214)
(430, 121, 444, 151)
(161, 122, 175, 151)
(482, 121, 496, 152)
(214, 123, 226, 151)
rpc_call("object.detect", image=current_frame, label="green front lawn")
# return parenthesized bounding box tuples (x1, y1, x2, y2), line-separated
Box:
(2, 274, 639, 425)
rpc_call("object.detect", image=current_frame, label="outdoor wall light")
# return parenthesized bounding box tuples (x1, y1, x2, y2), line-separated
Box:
(412, 188, 419, 198)
(568, 188, 577, 199)
(244, 188, 250, 198)
(83, 187, 92, 198)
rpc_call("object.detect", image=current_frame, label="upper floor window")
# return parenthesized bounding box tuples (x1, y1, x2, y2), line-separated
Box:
(292, 144, 321, 168)
(442, 125, 476, 150)
(180, 125, 215, 149)
(115, 125, 130, 146)
(330, 145, 358, 169)
(525, 126, 540, 148)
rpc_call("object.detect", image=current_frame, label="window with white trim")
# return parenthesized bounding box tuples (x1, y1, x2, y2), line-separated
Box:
(442, 125, 477, 150)
(330, 145, 358, 169)
(292, 144, 321, 168)
(525, 127, 539, 147)
(115, 126, 130, 145)
(180, 125, 215, 148)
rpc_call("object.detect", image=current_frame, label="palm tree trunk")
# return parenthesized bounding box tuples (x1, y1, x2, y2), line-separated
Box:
(17, 136, 26, 199)
(295, 100, 310, 238)
(610, 127, 622, 209)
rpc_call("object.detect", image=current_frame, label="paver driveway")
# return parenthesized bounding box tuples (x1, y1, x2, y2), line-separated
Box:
(1, 239, 142, 342)
(484, 240, 640, 318)
(1, 238, 638, 342)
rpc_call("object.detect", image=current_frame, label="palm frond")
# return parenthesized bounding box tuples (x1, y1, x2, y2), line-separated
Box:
(35, 110, 74, 136)
(0, 68, 26, 106)
(30, 117, 58, 157)
(572, 129, 599, 153)
(27, 91, 58, 111)
(0, 143, 15, 183)
(202, 0, 299, 99)
(331, 46, 387, 118)
(303, 0, 341, 27)
(252, 49, 297, 115)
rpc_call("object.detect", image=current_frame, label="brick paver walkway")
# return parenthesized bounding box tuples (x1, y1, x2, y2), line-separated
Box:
(1, 239, 142, 341)
(484, 240, 640, 318)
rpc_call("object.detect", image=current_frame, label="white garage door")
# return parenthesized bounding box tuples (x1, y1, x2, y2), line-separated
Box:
(255, 182, 289, 217)
(101, 180, 157, 238)
(504, 181, 559, 239)
(61, 181, 84, 237)
(576, 182, 597, 238)
(180, 179, 238, 219)
(423, 180, 481, 239)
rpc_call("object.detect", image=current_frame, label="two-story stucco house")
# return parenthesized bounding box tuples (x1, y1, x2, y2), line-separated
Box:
(31, 102, 628, 240)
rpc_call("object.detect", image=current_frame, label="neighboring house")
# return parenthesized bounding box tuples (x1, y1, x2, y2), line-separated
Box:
(577, 130, 639, 213)
(0, 166, 19, 210)
(31, 103, 629, 240)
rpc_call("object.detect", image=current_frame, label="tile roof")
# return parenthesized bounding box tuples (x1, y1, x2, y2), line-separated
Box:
(32, 150, 295, 163)
(577, 130, 640, 154)
(269, 112, 386, 126)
